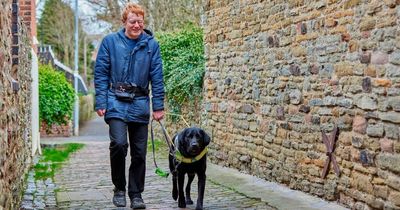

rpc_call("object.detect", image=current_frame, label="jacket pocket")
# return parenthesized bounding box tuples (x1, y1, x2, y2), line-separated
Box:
(128, 97, 150, 119)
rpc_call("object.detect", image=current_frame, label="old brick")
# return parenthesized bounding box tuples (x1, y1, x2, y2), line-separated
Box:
(276, 106, 285, 120)
(352, 136, 364, 148)
(360, 17, 376, 31)
(353, 116, 367, 134)
(367, 123, 384, 137)
(241, 104, 254, 114)
(364, 65, 376, 77)
(376, 153, 400, 173)
(384, 123, 400, 140)
(355, 95, 378, 110)
(379, 138, 393, 153)
(309, 64, 319, 74)
(341, 33, 351, 42)
(389, 51, 400, 65)
(379, 112, 400, 123)
(289, 64, 301, 76)
(325, 18, 338, 27)
(367, 1, 382, 15)
(289, 89, 302, 105)
(344, 0, 361, 9)
(373, 78, 392, 87)
(335, 63, 354, 77)
(386, 175, 400, 192)
(371, 51, 389, 65)
(383, 0, 396, 7)
(353, 172, 374, 194)
(360, 150, 374, 166)
(388, 191, 400, 206)
(299, 105, 310, 113)
(362, 77, 372, 92)
(349, 40, 359, 52)
(292, 47, 307, 57)
(360, 51, 371, 64)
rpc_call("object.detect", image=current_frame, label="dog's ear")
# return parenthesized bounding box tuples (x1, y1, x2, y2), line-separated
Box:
(179, 128, 189, 143)
(200, 129, 211, 146)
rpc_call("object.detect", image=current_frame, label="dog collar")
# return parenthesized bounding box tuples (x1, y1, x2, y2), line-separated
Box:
(175, 147, 208, 164)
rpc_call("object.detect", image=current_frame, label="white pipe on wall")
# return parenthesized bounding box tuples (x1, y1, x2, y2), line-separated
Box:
(31, 47, 41, 156)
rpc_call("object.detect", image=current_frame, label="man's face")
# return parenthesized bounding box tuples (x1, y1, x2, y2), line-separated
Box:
(124, 12, 144, 39)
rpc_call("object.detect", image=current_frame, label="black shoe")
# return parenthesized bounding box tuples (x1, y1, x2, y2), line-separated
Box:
(113, 189, 126, 207)
(131, 197, 146, 209)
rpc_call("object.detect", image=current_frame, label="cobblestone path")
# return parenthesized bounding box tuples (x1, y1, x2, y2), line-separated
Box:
(54, 141, 274, 210)
(20, 116, 348, 210)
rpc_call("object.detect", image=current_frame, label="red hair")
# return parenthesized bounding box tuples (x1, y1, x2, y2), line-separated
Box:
(121, 3, 145, 23)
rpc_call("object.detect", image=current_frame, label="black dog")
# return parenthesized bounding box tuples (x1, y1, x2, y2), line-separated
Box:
(169, 127, 211, 210)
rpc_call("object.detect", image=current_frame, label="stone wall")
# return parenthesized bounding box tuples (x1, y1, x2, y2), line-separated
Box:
(0, 0, 33, 209)
(203, 0, 400, 209)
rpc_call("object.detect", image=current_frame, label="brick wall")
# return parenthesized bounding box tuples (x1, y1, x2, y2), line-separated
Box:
(203, 0, 400, 209)
(19, 0, 36, 37)
(0, 0, 33, 209)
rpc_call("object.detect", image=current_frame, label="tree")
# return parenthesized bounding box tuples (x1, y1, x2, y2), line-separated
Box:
(84, 0, 202, 33)
(38, 0, 92, 73)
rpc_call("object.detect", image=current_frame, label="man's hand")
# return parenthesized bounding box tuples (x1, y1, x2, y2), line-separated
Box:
(96, 109, 106, 117)
(153, 110, 164, 121)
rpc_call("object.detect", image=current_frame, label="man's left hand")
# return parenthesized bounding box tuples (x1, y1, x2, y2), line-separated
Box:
(153, 110, 164, 121)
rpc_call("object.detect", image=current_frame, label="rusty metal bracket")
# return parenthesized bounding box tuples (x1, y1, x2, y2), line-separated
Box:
(321, 125, 340, 179)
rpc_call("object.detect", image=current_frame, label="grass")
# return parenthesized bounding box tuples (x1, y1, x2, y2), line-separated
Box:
(34, 143, 84, 180)
(148, 138, 170, 157)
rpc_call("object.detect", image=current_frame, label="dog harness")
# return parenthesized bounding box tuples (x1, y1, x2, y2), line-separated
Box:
(174, 135, 208, 164)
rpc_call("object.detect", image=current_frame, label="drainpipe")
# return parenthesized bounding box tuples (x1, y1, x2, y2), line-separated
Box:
(31, 47, 41, 156)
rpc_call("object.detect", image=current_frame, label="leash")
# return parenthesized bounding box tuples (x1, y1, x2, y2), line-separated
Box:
(165, 112, 190, 128)
(150, 119, 172, 178)
(150, 113, 205, 177)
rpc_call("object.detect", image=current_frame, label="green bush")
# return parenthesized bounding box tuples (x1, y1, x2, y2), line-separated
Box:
(39, 64, 75, 126)
(157, 24, 205, 115)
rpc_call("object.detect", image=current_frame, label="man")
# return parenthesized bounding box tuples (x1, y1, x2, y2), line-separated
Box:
(94, 3, 164, 209)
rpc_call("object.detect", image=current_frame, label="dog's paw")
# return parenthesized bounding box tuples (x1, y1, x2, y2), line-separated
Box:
(178, 199, 186, 208)
(186, 198, 193, 205)
(172, 188, 178, 200)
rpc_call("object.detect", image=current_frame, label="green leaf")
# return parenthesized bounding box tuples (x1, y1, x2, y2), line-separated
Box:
(156, 24, 205, 117)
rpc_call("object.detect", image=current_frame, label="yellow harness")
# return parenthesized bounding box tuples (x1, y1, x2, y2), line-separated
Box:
(175, 147, 208, 164)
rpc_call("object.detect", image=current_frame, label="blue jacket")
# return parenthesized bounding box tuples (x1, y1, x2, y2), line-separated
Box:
(94, 28, 164, 123)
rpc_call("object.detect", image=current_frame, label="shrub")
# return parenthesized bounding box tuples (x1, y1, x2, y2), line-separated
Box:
(39, 64, 75, 126)
(157, 24, 205, 115)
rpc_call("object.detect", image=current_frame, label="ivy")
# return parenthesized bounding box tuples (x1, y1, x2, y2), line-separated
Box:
(39, 64, 75, 126)
(157, 24, 205, 115)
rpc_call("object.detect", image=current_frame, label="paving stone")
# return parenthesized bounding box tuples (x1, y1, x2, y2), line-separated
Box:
(20, 116, 348, 210)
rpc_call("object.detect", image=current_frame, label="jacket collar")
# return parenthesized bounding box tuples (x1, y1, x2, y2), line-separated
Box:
(118, 28, 153, 43)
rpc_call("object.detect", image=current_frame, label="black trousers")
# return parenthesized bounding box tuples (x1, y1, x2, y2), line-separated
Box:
(108, 119, 148, 199)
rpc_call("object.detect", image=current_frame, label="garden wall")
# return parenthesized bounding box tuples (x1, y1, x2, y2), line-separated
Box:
(0, 0, 33, 208)
(202, 0, 400, 209)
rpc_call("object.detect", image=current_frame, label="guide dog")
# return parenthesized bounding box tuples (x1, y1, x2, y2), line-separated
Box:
(169, 127, 211, 210)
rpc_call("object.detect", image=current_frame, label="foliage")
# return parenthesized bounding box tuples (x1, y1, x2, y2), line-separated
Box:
(39, 65, 75, 126)
(140, 0, 202, 32)
(156, 24, 205, 115)
(85, 0, 201, 33)
(38, 0, 93, 72)
(34, 143, 84, 180)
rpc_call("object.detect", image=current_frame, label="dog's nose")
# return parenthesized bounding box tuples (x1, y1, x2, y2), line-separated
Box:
(191, 142, 199, 148)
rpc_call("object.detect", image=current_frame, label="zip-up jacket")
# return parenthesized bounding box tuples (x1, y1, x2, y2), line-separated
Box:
(94, 28, 164, 123)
